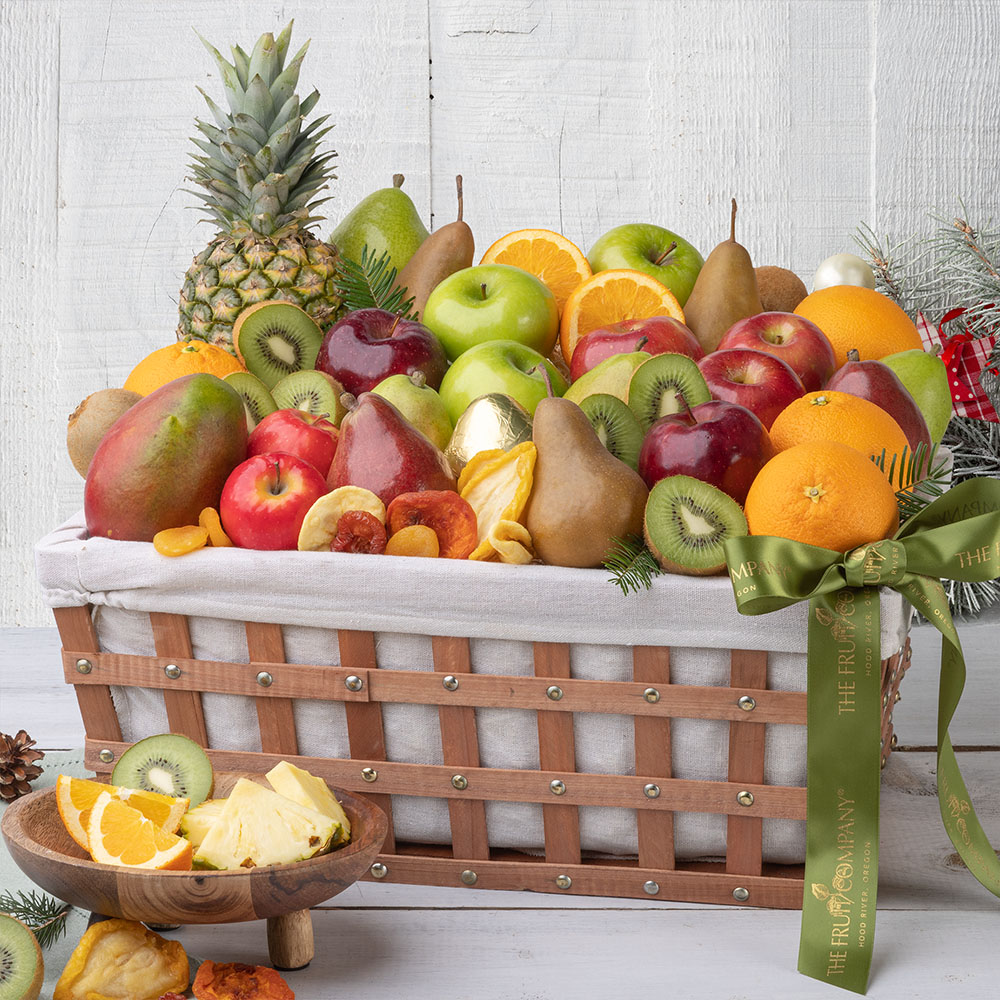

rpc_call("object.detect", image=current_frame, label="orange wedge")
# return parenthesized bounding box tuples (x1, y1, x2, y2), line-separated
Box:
(559, 268, 684, 362)
(480, 229, 592, 313)
(87, 792, 193, 870)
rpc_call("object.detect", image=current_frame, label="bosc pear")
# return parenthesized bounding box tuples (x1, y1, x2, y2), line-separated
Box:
(683, 199, 763, 354)
(525, 397, 648, 568)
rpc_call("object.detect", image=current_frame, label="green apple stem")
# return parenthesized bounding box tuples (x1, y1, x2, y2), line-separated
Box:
(532, 363, 555, 398)
(653, 242, 678, 266)
(393, 173, 405, 188)
(455, 175, 464, 222)
(729, 198, 738, 242)
(409, 371, 427, 389)
(481, 282, 488, 300)
(847, 349, 860, 362)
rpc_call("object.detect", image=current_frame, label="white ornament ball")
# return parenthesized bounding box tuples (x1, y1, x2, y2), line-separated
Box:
(813, 253, 876, 292)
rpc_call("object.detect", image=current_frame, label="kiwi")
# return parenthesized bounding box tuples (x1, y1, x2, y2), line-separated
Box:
(272, 370, 348, 425)
(224, 371, 277, 431)
(66, 388, 142, 477)
(755, 265, 808, 313)
(233, 301, 324, 389)
(644, 475, 748, 576)
(626, 353, 711, 432)
(111, 733, 214, 807)
(0, 914, 43, 1000)
(578, 393, 644, 470)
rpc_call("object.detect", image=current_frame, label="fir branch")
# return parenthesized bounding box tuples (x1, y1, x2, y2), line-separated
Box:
(604, 535, 664, 595)
(332, 245, 415, 317)
(0, 889, 72, 949)
(871, 442, 950, 522)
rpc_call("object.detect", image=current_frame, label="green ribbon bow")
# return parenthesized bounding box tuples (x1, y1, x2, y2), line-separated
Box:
(724, 477, 1000, 994)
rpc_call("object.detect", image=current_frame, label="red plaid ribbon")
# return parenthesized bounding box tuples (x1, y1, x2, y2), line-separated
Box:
(916, 308, 999, 422)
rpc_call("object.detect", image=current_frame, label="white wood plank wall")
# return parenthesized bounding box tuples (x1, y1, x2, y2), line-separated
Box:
(2, 0, 999, 626)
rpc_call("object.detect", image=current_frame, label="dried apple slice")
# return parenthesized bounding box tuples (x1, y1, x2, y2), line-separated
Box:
(386, 491, 478, 559)
(485, 519, 535, 564)
(460, 441, 537, 560)
(297, 486, 385, 551)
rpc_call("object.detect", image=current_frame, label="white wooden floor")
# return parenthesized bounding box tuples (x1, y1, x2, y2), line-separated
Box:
(3, 618, 999, 999)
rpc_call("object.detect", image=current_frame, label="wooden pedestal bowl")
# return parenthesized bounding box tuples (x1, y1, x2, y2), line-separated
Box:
(1, 772, 388, 969)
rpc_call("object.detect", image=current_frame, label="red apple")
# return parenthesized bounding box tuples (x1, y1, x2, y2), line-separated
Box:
(697, 348, 805, 429)
(717, 311, 836, 391)
(569, 316, 704, 381)
(247, 409, 339, 477)
(220, 453, 329, 550)
(315, 307, 449, 396)
(637, 400, 773, 505)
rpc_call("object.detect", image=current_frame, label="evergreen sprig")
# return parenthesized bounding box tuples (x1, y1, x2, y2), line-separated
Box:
(604, 535, 664, 595)
(332, 245, 415, 317)
(0, 889, 72, 949)
(872, 441, 951, 521)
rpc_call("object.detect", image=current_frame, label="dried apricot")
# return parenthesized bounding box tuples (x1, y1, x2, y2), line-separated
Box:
(332, 510, 387, 554)
(192, 960, 294, 1000)
(199, 507, 233, 547)
(386, 491, 478, 558)
(385, 523, 440, 557)
(153, 525, 209, 557)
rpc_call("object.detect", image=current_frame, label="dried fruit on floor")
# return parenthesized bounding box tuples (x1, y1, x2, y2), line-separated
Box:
(192, 960, 294, 1000)
(53, 919, 188, 1000)
(385, 491, 478, 558)
(0, 729, 44, 801)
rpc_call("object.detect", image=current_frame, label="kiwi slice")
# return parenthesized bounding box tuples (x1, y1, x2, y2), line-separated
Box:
(272, 370, 348, 425)
(233, 301, 324, 389)
(578, 393, 644, 470)
(643, 475, 748, 576)
(0, 914, 42, 1000)
(111, 733, 215, 807)
(224, 371, 277, 431)
(627, 353, 711, 432)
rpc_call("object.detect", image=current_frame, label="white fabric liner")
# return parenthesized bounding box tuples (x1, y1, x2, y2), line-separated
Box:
(37, 514, 910, 863)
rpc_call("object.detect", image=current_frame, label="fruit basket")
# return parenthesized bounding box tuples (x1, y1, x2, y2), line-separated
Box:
(36, 513, 911, 909)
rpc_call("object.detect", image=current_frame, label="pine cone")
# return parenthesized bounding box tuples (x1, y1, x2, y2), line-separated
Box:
(0, 729, 45, 801)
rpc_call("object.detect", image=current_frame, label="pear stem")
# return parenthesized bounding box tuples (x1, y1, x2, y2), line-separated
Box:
(393, 173, 405, 188)
(730, 198, 738, 242)
(456, 175, 464, 222)
(533, 363, 555, 398)
(653, 242, 678, 266)
(340, 392, 357, 412)
(481, 282, 488, 300)
(410, 371, 427, 389)
(847, 349, 860, 362)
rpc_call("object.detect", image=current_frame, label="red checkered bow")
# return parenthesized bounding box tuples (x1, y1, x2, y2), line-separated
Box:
(916, 307, 999, 422)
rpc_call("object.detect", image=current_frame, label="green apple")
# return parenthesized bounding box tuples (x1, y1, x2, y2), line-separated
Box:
(588, 224, 705, 306)
(880, 348, 953, 443)
(422, 264, 559, 361)
(371, 372, 454, 451)
(564, 350, 650, 406)
(438, 340, 568, 424)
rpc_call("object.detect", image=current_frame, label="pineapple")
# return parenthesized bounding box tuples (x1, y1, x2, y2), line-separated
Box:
(177, 22, 340, 353)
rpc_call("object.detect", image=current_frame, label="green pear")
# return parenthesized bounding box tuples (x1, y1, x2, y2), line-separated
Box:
(329, 174, 430, 276)
(371, 372, 453, 451)
(880, 348, 952, 443)
(564, 351, 650, 405)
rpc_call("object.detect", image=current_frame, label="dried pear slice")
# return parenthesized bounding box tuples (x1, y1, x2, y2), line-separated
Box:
(456, 448, 507, 493)
(483, 519, 535, 564)
(460, 441, 537, 560)
(297, 486, 386, 551)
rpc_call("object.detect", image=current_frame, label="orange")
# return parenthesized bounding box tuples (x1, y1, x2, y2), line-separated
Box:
(559, 269, 684, 362)
(744, 441, 899, 551)
(769, 390, 910, 475)
(123, 341, 245, 396)
(793, 285, 922, 366)
(56, 774, 189, 850)
(480, 229, 592, 313)
(87, 791, 193, 870)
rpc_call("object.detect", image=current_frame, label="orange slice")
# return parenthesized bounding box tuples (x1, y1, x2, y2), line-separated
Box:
(87, 792, 193, 870)
(480, 229, 592, 313)
(559, 268, 684, 362)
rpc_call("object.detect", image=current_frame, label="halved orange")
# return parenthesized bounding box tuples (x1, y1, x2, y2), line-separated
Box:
(480, 229, 592, 314)
(87, 792, 193, 870)
(559, 269, 685, 362)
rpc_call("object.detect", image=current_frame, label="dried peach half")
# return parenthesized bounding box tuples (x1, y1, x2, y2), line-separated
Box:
(332, 510, 387, 554)
(192, 960, 293, 1000)
(386, 491, 478, 559)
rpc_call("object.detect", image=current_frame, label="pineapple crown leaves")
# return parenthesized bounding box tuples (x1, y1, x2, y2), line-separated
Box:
(186, 20, 336, 239)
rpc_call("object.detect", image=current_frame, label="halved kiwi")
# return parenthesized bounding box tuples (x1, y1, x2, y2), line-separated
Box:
(111, 733, 215, 807)
(643, 475, 748, 575)
(224, 371, 277, 431)
(626, 353, 711, 432)
(0, 914, 42, 1000)
(233, 301, 324, 389)
(272, 370, 348, 425)
(578, 393, 644, 470)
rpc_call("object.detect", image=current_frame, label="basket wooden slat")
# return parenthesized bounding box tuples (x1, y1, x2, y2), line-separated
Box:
(149, 612, 208, 745)
(246, 621, 298, 757)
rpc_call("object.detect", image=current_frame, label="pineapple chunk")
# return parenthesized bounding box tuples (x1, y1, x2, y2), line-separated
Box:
(193, 779, 336, 870)
(179, 798, 227, 850)
(266, 761, 351, 844)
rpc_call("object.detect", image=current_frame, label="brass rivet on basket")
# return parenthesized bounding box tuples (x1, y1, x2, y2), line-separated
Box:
(460, 869, 478, 886)
(643, 880, 659, 895)
(442, 674, 459, 691)
(738, 695, 756, 712)
(643, 783, 660, 799)
(256, 670, 273, 687)
(894, 690, 901, 704)
(370, 862, 387, 879)
(880, 755, 888, 770)
(98, 748, 114, 764)
(880, 737, 885, 750)
(890, 733, 898, 749)
(736, 790, 755, 807)
(345, 674, 363, 692)
(550, 779, 566, 796)
(361, 767, 378, 783)
(882, 692, 889, 708)
(164, 663, 182, 680)
(733, 886, 750, 902)
(555, 874, 572, 889)
(546, 685, 564, 701)
(452, 774, 469, 790)
(75, 658, 93, 674)
(644, 687, 660, 704)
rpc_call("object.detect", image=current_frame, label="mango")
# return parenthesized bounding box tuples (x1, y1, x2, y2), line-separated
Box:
(84, 373, 247, 541)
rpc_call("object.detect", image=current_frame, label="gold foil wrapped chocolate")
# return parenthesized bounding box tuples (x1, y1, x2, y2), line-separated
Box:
(445, 393, 533, 475)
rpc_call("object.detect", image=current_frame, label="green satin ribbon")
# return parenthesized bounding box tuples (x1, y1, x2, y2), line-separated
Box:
(724, 477, 1000, 994)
